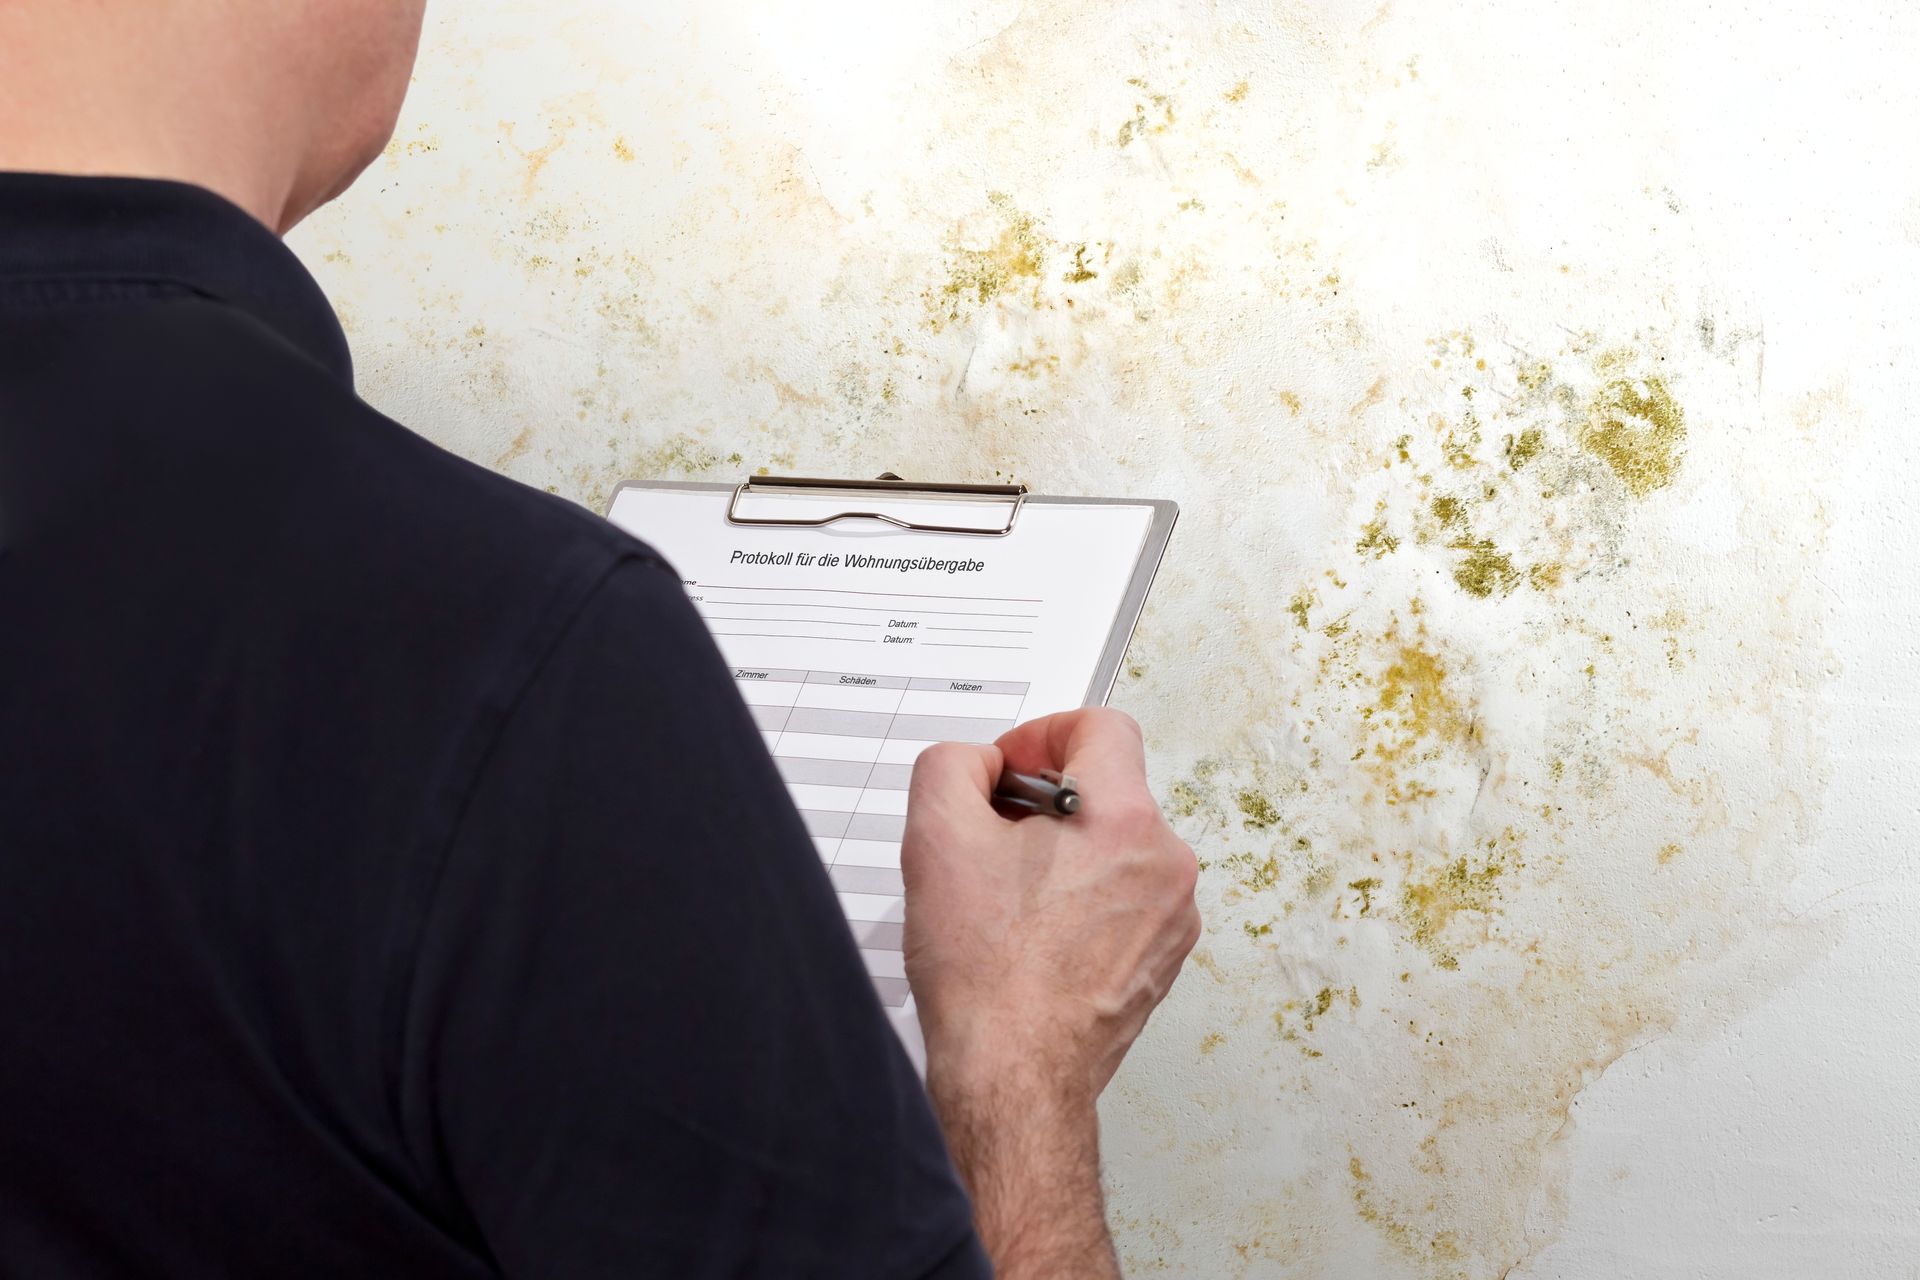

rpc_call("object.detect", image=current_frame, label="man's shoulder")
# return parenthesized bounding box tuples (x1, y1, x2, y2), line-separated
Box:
(13, 287, 683, 685)
(136, 291, 662, 623)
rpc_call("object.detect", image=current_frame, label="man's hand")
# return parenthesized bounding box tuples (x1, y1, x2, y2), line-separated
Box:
(903, 708, 1200, 1279)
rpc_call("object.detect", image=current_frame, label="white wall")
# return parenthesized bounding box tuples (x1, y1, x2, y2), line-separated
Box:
(291, 2, 1920, 1274)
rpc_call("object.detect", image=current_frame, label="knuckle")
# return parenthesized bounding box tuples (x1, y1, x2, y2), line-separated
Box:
(1097, 707, 1146, 745)
(1168, 843, 1200, 897)
(1103, 793, 1164, 836)
(1180, 905, 1204, 953)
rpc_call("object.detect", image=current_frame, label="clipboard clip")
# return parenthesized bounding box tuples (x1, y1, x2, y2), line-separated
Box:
(725, 474, 1030, 537)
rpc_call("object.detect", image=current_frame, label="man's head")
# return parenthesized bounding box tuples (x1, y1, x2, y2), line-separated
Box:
(0, 0, 430, 233)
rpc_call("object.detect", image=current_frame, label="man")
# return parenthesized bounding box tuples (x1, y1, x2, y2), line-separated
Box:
(0, 3, 1200, 1277)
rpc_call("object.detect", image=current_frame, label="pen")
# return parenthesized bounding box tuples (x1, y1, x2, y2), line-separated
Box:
(993, 769, 1081, 817)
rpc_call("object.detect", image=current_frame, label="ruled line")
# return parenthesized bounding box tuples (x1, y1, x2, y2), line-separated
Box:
(712, 631, 879, 642)
(695, 599, 1037, 619)
(928, 627, 1035, 635)
(697, 582, 1042, 604)
(925, 643, 1031, 650)
(701, 614, 882, 627)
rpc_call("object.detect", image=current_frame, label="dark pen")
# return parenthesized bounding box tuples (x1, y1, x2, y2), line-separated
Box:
(992, 769, 1081, 816)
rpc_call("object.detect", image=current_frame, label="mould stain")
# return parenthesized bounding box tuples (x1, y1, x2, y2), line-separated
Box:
(1372, 642, 1474, 763)
(1357, 509, 1400, 559)
(1449, 540, 1520, 599)
(1117, 77, 1177, 147)
(1237, 789, 1282, 830)
(310, 16, 1835, 1272)
(1062, 243, 1099, 283)
(1504, 426, 1544, 469)
(1349, 876, 1382, 914)
(1397, 836, 1521, 971)
(926, 192, 1048, 329)
(1581, 375, 1687, 496)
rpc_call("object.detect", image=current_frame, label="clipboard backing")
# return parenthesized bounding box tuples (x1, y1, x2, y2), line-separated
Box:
(607, 478, 1177, 707)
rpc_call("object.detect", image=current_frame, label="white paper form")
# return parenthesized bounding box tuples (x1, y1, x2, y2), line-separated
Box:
(606, 485, 1161, 1065)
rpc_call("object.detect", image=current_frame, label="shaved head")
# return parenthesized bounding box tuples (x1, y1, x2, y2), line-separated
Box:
(0, 0, 430, 231)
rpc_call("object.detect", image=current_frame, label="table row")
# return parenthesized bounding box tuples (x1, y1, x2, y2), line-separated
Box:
(732, 668, 1029, 694)
(749, 704, 1016, 743)
(738, 682, 1024, 718)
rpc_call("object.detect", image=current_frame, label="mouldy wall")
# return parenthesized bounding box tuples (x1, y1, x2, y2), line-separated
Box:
(294, 1, 1920, 1275)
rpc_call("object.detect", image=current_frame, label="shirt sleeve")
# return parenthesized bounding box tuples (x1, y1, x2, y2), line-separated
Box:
(400, 554, 988, 1280)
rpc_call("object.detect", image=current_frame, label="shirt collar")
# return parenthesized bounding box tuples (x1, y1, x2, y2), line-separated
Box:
(0, 172, 353, 386)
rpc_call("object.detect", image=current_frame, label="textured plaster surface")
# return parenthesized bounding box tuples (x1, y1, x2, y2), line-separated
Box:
(292, 2, 1920, 1274)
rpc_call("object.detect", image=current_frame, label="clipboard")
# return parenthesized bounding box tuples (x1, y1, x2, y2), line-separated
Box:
(607, 474, 1178, 707)
(603, 472, 1177, 1066)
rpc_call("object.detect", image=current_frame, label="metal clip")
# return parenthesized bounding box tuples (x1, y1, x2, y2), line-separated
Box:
(724, 474, 1029, 537)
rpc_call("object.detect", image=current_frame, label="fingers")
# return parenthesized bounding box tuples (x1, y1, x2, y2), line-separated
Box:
(903, 742, 1006, 894)
(907, 740, 1005, 814)
(994, 707, 1148, 793)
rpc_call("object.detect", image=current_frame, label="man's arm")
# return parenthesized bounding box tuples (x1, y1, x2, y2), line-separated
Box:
(401, 556, 985, 1279)
(904, 711, 1204, 1278)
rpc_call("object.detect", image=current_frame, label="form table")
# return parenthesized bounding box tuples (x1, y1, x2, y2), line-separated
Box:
(731, 667, 1031, 1006)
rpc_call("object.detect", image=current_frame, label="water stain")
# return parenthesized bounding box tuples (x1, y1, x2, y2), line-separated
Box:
(1350, 1158, 1464, 1265)
(501, 118, 574, 198)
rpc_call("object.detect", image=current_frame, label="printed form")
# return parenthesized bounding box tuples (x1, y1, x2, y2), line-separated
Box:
(608, 485, 1163, 1064)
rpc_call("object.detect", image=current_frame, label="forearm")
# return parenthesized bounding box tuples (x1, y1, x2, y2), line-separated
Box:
(928, 1060, 1120, 1280)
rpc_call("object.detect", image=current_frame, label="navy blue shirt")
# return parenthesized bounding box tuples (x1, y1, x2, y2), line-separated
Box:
(0, 174, 987, 1279)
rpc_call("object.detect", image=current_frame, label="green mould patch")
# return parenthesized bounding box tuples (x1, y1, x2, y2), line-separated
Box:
(1237, 789, 1282, 830)
(1349, 877, 1382, 914)
(1219, 851, 1283, 892)
(1398, 832, 1525, 970)
(1449, 539, 1521, 599)
(1504, 426, 1545, 470)
(927, 193, 1048, 328)
(1356, 512, 1400, 559)
(1062, 243, 1098, 284)
(1288, 587, 1316, 631)
(1581, 375, 1686, 496)
(1429, 495, 1469, 528)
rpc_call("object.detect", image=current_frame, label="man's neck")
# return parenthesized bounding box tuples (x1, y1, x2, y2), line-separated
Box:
(0, 9, 301, 232)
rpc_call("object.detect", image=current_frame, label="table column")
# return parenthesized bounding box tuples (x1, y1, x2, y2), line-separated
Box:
(771, 671, 907, 865)
(830, 677, 1030, 1008)
(730, 667, 806, 752)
